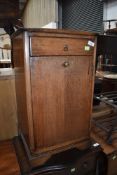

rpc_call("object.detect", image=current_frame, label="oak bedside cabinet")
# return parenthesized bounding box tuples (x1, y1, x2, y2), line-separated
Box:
(12, 29, 96, 168)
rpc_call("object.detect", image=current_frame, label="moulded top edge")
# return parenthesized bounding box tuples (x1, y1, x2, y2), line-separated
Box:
(11, 28, 98, 39)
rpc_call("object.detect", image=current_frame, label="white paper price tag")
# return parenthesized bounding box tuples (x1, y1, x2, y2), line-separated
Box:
(88, 40, 95, 47)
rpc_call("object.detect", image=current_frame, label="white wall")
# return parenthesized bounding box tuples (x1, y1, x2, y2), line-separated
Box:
(104, 0, 117, 30)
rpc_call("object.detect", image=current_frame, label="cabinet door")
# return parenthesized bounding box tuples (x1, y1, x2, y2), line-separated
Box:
(30, 56, 94, 153)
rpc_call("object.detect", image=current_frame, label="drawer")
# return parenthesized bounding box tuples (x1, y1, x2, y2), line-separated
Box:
(107, 153, 117, 175)
(36, 151, 98, 175)
(38, 158, 96, 175)
(30, 37, 95, 56)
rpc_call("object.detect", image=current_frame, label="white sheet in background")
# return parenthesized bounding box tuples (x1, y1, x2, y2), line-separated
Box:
(42, 22, 58, 29)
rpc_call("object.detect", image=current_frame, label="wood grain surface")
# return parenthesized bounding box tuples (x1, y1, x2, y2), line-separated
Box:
(12, 33, 34, 149)
(0, 140, 20, 175)
(30, 55, 93, 153)
(30, 37, 94, 56)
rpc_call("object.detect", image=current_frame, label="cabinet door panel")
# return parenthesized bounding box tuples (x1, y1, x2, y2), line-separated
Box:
(30, 56, 93, 153)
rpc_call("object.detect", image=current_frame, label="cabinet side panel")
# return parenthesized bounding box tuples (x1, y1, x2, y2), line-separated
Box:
(12, 34, 31, 147)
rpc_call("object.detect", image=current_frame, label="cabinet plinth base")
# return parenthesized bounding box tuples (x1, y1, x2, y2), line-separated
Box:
(13, 136, 105, 175)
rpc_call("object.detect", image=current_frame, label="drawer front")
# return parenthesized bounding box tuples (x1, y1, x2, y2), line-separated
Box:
(30, 37, 95, 56)
(73, 155, 97, 175)
(38, 156, 97, 175)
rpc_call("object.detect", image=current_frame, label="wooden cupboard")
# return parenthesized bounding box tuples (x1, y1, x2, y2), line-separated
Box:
(12, 29, 96, 166)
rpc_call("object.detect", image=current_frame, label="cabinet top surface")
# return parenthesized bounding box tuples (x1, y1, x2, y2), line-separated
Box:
(11, 28, 97, 38)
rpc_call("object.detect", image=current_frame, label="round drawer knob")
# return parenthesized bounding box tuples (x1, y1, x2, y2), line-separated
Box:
(63, 61, 69, 67)
(64, 45, 68, 51)
(112, 155, 117, 160)
(83, 162, 88, 168)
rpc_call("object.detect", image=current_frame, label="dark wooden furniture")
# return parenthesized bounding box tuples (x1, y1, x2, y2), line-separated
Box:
(102, 78, 117, 92)
(0, 0, 28, 28)
(12, 29, 96, 167)
(95, 71, 117, 93)
(92, 128, 117, 175)
(91, 102, 117, 175)
(14, 136, 104, 175)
